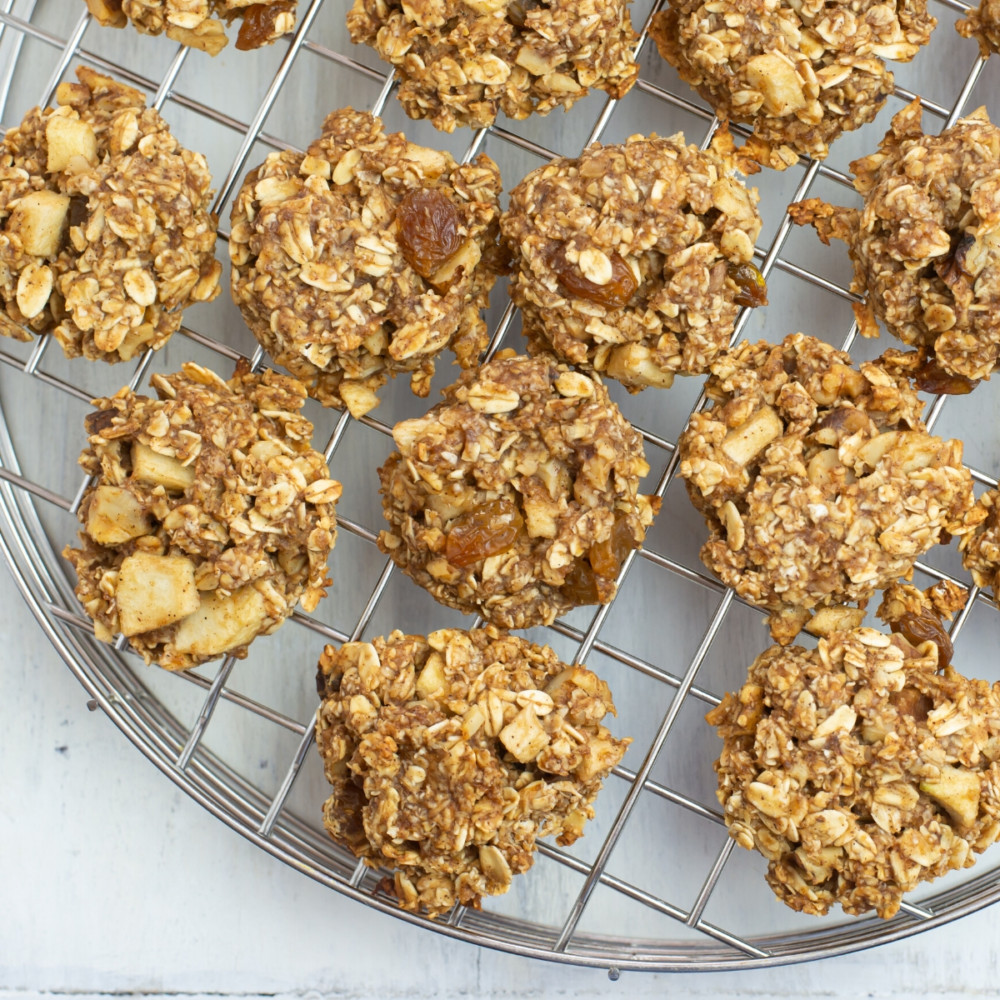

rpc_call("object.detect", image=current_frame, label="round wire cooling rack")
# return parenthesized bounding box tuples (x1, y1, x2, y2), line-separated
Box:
(3, 0, 1000, 973)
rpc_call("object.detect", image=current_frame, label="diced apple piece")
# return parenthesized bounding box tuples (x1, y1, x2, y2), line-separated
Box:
(46, 115, 98, 174)
(921, 765, 981, 828)
(721, 405, 783, 466)
(116, 552, 199, 636)
(172, 585, 268, 657)
(86, 485, 152, 545)
(8, 190, 70, 257)
(131, 442, 195, 491)
(85, 0, 126, 26)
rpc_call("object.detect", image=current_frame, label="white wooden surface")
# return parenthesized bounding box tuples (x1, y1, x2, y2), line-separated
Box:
(3, 0, 1000, 995)
(4, 561, 1000, 1000)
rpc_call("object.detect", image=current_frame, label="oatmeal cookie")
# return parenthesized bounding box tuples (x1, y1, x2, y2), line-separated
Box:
(650, 0, 935, 170)
(316, 627, 629, 916)
(790, 101, 1000, 382)
(501, 130, 766, 392)
(346, 0, 638, 133)
(677, 333, 980, 642)
(958, 0, 1000, 56)
(377, 352, 659, 629)
(960, 488, 1000, 603)
(85, 0, 296, 54)
(63, 361, 339, 671)
(708, 582, 1000, 919)
(229, 108, 503, 418)
(0, 66, 221, 362)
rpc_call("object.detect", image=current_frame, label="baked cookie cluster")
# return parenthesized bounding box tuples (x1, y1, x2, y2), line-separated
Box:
(84, 0, 296, 54)
(650, 0, 935, 169)
(958, 0, 1000, 56)
(63, 362, 340, 670)
(708, 582, 1000, 919)
(346, 0, 638, 132)
(230, 109, 503, 417)
(501, 131, 765, 392)
(0, 66, 220, 362)
(791, 101, 1000, 383)
(678, 333, 980, 642)
(377, 352, 658, 629)
(315, 627, 629, 916)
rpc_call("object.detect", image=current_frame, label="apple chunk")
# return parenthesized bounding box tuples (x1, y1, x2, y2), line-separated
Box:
(86, 485, 152, 545)
(116, 552, 199, 636)
(172, 585, 269, 657)
(131, 442, 195, 491)
(46, 115, 98, 174)
(8, 190, 70, 257)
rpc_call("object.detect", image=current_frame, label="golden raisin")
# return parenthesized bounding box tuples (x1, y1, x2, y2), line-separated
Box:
(235, 2, 295, 49)
(561, 515, 637, 606)
(397, 189, 462, 281)
(445, 498, 523, 568)
(727, 261, 768, 308)
(551, 248, 638, 308)
(913, 356, 979, 395)
(889, 687, 934, 722)
(890, 608, 953, 668)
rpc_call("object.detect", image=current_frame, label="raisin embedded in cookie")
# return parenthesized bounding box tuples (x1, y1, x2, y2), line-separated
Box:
(708, 582, 1000, 920)
(63, 361, 340, 671)
(0, 66, 221, 362)
(650, 0, 935, 170)
(347, 0, 638, 132)
(677, 333, 980, 642)
(229, 108, 503, 418)
(790, 101, 1000, 382)
(500, 131, 765, 392)
(377, 352, 659, 629)
(316, 627, 629, 916)
(84, 0, 296, 54)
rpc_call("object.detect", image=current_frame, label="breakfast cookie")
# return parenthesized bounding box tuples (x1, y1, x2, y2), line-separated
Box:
(960, 487, 1000, 603)
(230, 108, 503, 418)
(63, 361, 339, 670)
(650, 0, 935, 169)
(708, 581, 1000, 919)
(377, 352, 659, 629)
(677, 333, 980, 642)
(346, 0, 638, 132)
(0, 66, 220, 361)
(501, 131, 765, 392)
(958, 0, 1000, 56)
(790, 101, 1000, 383)
(316, 626, 629, 916)
(84, 0, 296, 54)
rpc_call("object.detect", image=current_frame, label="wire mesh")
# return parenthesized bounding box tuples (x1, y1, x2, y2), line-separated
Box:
(1, 0, 1000, 972)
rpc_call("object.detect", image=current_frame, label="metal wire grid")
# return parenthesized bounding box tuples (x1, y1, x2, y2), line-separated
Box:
(1, 0, 999, 972)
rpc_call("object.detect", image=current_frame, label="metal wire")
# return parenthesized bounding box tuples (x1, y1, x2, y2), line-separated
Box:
(0, 0, 998, 973)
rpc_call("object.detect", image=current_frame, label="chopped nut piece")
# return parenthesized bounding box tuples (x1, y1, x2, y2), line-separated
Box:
(709, 613, 1000, 919)
(230, 109, 502, 415)
(791, 101, 1000, 381)
(315, 627, 629, 916)
(501, 130, 763, 392)
(63, 362, 339, 670)
(0, 66, 220, 361)
(347, 0, 638, 131)
(378, 354, 657, 629)
(651, 0, 934, 169)
(678, 334, 979, 642)
(86, 0, 297, 52)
